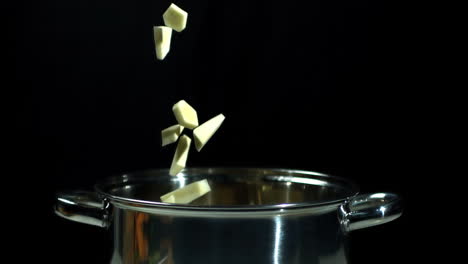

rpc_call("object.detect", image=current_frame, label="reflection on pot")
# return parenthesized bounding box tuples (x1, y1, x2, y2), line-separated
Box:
(135, 212, 149, 260)
(118, 210, 176, 264)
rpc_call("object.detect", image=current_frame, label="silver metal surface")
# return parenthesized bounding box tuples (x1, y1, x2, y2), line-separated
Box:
(54, 190, 110, 228)
(94, 167, 360, 211)
(339, 192, 403, 232)
(109, 204, 348, 264)
(54, 168, 403, 264)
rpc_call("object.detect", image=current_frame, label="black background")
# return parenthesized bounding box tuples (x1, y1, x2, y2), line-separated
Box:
(13, 0, 421, 263)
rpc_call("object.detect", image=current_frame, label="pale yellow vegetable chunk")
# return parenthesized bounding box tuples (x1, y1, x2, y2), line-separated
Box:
(169, 134, 191, 176)
(160, 179, 211, 204)
(163, 3, 188, 32)
(161, 124, 184, 147)
(153, 26, 172, 60)
(193, 113, 225, 152)
(172, 100, 199, 129)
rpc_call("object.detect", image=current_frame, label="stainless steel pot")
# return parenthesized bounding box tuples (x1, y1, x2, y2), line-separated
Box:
(55, 168, 403, 264)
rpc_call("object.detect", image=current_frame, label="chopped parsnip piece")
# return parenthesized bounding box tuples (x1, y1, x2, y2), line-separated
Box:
(163, 3, 188, 32)
(172, 100, 199, 129)
(169, 134, 191, 176)
(161, 124, 184, 147)
(193, 113, 225, 151)
(160, 179, 211, 204)
(153, 26, 172, 60)
(162, 195, 175, 203)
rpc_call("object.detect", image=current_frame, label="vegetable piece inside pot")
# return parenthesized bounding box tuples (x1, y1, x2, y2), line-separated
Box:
(160, 179, 211, 204)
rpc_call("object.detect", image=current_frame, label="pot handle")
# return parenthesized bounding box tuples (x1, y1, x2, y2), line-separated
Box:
(339, 192, 403, 232)
(54, 190, 110, 228)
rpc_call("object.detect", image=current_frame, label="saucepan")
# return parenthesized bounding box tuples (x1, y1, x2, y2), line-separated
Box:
(55, 167, 403, 264)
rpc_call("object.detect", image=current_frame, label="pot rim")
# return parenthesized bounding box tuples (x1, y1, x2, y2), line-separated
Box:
(94, 167, 360, 212)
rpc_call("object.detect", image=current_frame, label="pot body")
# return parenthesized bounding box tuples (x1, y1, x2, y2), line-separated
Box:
(109, 204, 348, 264)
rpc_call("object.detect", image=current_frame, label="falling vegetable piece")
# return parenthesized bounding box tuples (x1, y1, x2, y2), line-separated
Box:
(161, 124, 184, 147)
(172, 100, 199, 129)
(160, 179, 211, 204)
(193, 113, 225, 152)
(153, 26, 172, 60)
(163, 3, 188, 32)
(169, 134, 191, 176)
